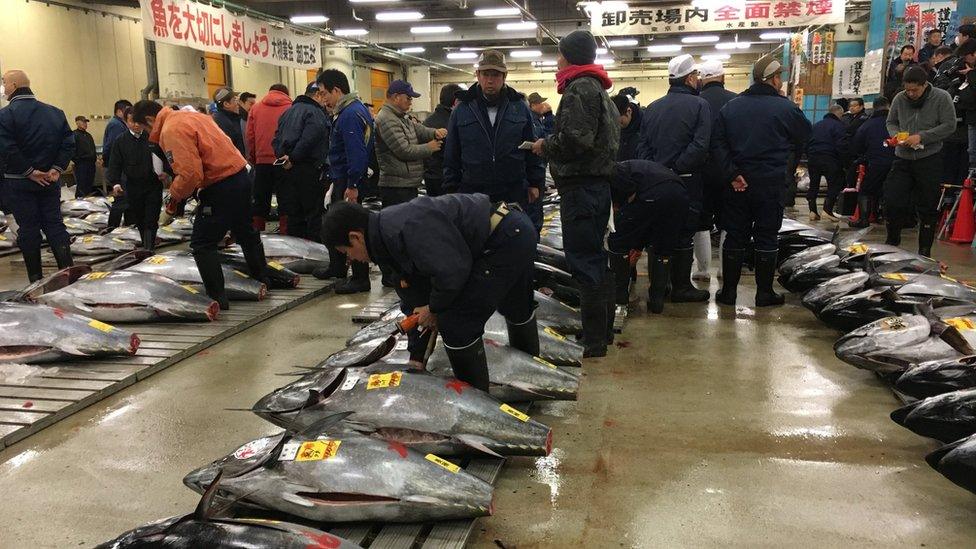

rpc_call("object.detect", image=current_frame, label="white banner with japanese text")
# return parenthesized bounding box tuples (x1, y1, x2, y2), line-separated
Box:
(832, 57, 864, 98)
(860, 48, 884, 95)
(589, 1, 846, 36)
(140, 0, 320, 70)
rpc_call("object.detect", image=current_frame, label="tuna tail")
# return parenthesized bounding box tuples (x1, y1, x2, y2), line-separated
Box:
(919, 301, 976, 356)
(193, 469, 225, 521)
(508, 381, 555, 399)
(454, 434, 505, 458)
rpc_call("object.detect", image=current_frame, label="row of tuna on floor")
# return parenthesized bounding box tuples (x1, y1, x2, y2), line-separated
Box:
(774, 219, 976, 496)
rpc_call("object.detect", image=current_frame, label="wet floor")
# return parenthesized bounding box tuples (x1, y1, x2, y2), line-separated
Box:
(2, 216, 976, 548)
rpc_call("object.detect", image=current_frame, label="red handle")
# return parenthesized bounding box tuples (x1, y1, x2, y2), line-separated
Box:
(398, 314, 420, 333)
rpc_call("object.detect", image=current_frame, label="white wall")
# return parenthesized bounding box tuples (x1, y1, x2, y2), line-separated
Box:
(155, 43, 207, 104)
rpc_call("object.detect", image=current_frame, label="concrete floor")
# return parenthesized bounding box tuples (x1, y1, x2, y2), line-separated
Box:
(2, 216, 976, 548)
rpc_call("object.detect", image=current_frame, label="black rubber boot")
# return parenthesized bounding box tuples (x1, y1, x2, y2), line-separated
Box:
(579, 282, 608, 358)
(445, 338, 490, 392)
(50, 242, 73, 270)
(754, 250, 786, 307)
(22, 247, 43, 283)
(716, 248, 745, 306)
(321, 247, 349, 279)
(193, 250, 230, 310)
(669, 247, 709, 302)
(647, 254, 670, 314)
(240, 238, 270, 286)
(336, 261, 371, 294)
(141, 229, 157, 252)
(885, 223, 901, 246)
(609, 252, 631, 305)
(851, 196, 871, 228)
(918, 221, 935, 258)
(506, 313, 540, 357)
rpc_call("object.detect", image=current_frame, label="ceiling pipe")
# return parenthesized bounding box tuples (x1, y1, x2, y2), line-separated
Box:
(501, 0, 561, 44)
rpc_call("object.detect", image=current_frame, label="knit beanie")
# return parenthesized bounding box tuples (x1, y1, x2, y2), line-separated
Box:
(559, 30, 598, 65)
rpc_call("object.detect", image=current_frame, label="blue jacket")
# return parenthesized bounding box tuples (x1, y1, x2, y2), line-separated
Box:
(102, 115, 128, 167)
(443, 84, 546, 201)
(637, 85, 712, 174)
(852, 110, 895, 167)
(532, 111, 555, 139)
(328, 94, 374, 189)
(806, 112, 847, 160)
(700, 81, 738, 180)
(213, 108, 246, 158)
(712, 82, 812, 183)
(617, 104, 642, 161)
(0, 89, 74, 179)
(273, 94, 331, 165)
(366, 193, 493, 313)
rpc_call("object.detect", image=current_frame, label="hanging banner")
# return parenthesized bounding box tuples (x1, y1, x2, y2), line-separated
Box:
(589, 1, 846, 36)
(861, 48, 883, 95)
(832, 57, 864, 98)
(140, 0, 320, 69)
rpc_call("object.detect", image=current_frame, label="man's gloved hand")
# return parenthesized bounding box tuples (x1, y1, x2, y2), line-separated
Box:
(159, 196, 178, 226)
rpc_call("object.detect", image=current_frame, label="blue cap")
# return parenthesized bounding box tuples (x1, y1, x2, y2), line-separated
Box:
(387, 80, 421, 98)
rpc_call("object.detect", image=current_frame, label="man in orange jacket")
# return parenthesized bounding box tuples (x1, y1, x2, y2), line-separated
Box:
(132, 100, 268, 310)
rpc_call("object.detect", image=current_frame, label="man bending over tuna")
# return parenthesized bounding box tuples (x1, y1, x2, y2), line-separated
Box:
(322, 194, 540, 391)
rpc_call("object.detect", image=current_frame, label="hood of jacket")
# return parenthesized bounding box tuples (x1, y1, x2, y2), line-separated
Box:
(260, 90, 292, 107)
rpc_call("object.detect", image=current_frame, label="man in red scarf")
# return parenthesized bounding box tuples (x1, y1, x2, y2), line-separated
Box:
(531, 30, 620, 358)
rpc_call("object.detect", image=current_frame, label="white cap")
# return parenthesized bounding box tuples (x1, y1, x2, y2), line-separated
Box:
(699, 59, 725, 79)
(668, 54, 698, 79)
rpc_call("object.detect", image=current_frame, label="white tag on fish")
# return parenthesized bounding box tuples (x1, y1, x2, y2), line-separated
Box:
(394, 340, 409, 351)
(278, 441, 301, 461)
(340, 373, 359, 391)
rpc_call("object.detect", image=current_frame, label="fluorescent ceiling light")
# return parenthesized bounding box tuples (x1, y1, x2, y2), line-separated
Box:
(290, 15, 328, 24)
(646, 44, 682, 53)
(398, 46, 425, 53)
(511, 49, 542, 58)
(760, 31, 792, 40)
(701, 53, 730, 60)
(376, 11, 424, 21)
(460, 46, 484, 51)
(596, 47, 608, 55)
(533, 60, 558, 66)
(497, 21, 537, 31)
(715, 41, 751, 50)
(447, 52, 478, 59)
(681, 35, 720, 44)
(474, 7, 520, 17)
(334, 28, 369, 36)
(350, 0, 400, 3)
(595, 57, 615, 66)
(608, 38, 638, 47)
(411, 25, 451, 34)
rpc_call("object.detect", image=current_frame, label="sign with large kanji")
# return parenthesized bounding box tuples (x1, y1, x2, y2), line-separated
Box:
(140, 0, 320, 70)
(832, 57, 864, 98)
(589, 1, 845, 36)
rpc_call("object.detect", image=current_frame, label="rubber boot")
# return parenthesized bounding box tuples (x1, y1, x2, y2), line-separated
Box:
(579, 282, 608, 358)
(193, 250, 230, 310)
(692, 230, 711, 281)
(278, 214, 289, 236)
(22, 247, 43, 283)
(444, 338, 490, 392)
(506, 313, 540, 357)
(609, 252, 631, 305)
(141, 229, 157, 252)
(335, 261, 371, 294)
(252, 215, 266, 232)
(851, 195, 871, 228)
(918, 221, 935, 258)
(885, 222, 901, 247)
(240, 238, 269, 286)
(603, 268, 616, 345)
(320, 247, 349, 279)
(716, 248, 745, 306)
(754, 250, 786, 307)
(669, 247, 709, 302)
(50, 242, 73, 270)
(647, 254, 670, 314)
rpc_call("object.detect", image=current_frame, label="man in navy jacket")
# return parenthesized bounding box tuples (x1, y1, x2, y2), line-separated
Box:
(806, 104, 848, 220)
(850, 96, 895, 227)
(104, 99, 132, 227)
(0, 70, 75, 281)
(637, 54, 712, 304)
(317, 69, 375, 293)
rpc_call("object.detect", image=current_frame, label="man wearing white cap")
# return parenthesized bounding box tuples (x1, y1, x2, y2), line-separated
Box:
(637, 53, 712, 307)
(711, 55, 811, 307)
(697, 59, 738, 281)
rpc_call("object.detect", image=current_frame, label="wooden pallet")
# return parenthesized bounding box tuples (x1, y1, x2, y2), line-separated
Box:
(0, 279, 335, 449)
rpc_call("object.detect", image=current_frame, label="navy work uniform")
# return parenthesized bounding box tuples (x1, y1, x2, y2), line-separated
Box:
(106, 129, 163, 251)
(365, 194, 539, 391)
(0, 87, 75, 281)
(608, 160, 691, 314)
(711, 79, 812, 306)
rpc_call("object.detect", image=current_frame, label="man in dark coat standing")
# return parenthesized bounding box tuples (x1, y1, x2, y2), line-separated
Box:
(850, 96, 895, 227)
(104, 98, 132, 227)
(0, 70, 75, 281)
(423, 84, 462, 197)
(806, 104, 848, 220)
(71, 115, 96, 197)
(212, 88, 246, 158)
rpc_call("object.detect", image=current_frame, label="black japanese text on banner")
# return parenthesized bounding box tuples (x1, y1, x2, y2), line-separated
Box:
(589, 1, 846, 36)
(141, 0, 320, 70)
(832, 57, 864, 98)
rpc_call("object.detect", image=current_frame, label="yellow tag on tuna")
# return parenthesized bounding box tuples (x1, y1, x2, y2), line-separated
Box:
(181, 284, 198, 294)
(533, 356, 558, 369)
(942, 274, 959, 283)
(500, 403, 529, 422)
(367, 371, 402, 390)
(146, 256, 168, 264)
(268, 261, 285, 271)
(295, 440, 341, 462)
(846, 244, 869, 254)
(0, 234, 6, 241)
(882, 273, 908, 281)
(543, 326, 566, 341)
(425, 453, 460, 473)
(946, 317, 976, 331)
(233, 270, 250, 278)
(82, 236, 94, 243)
(161, 226, 175, 233)
(88, 319, 114, 332)
(84, 272, 110, 280)
(112, 238, 125, 244)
